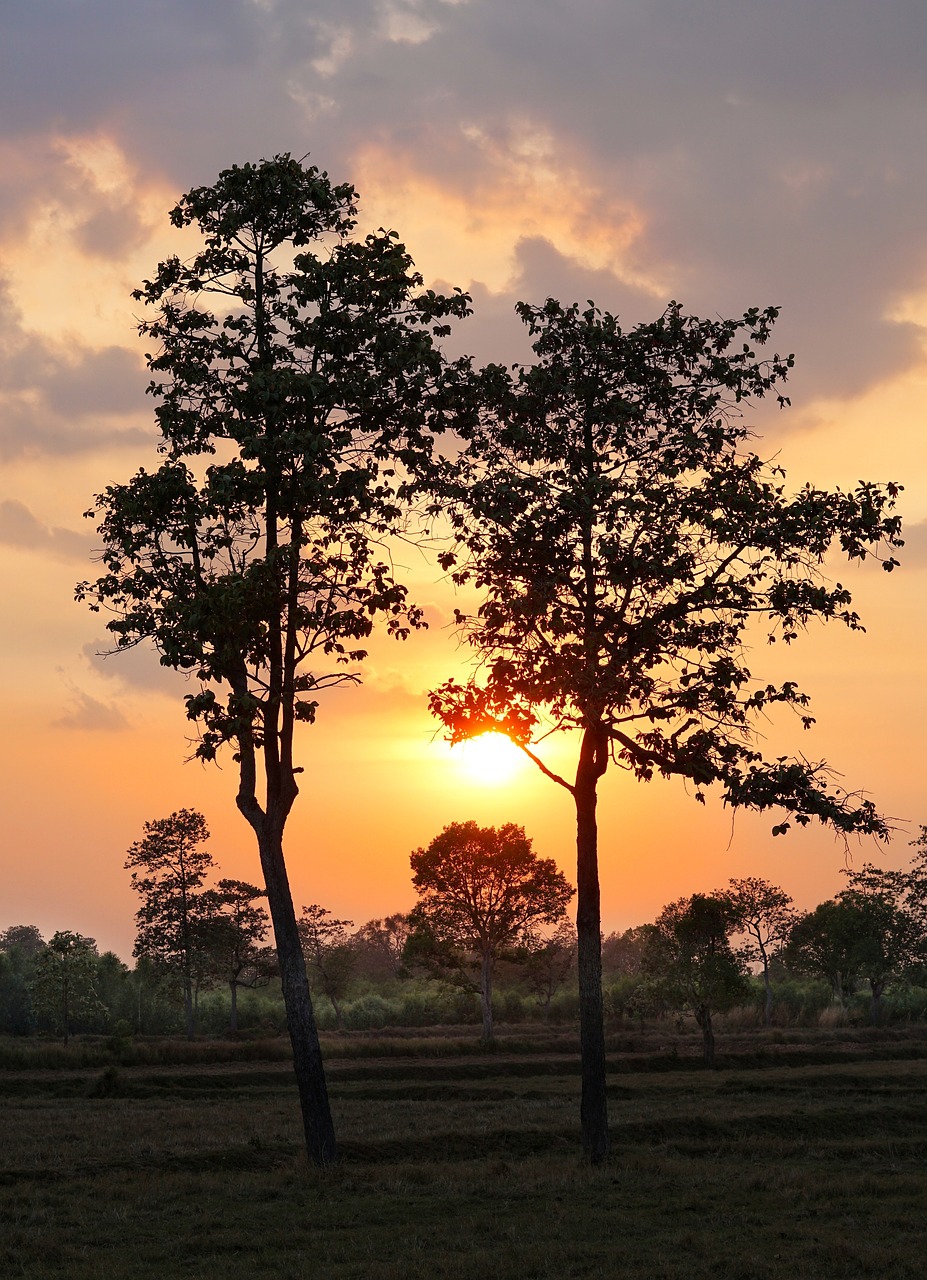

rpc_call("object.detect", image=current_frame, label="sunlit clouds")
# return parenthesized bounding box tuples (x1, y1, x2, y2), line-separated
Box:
(354, 125, 661, 298)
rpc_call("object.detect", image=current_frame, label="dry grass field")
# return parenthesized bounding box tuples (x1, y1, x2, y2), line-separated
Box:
(3, 1025, 927, 1279)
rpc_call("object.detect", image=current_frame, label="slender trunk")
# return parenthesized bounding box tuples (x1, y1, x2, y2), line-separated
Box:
(696, 1006, 715, 1066)
(229, 979, 238, 1033)
(761, 949, 773, 1027)
(252, 819, 337, 1166)
(575, 726, 609, 1163)
(183, 971, 195, 1040)
(62, 968, 70, 1048)
(870, 978, 884, 1026)
(480, 947, 494, 1043)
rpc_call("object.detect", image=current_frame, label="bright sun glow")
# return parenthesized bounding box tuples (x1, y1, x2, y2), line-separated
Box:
(454, 732, 527, 786)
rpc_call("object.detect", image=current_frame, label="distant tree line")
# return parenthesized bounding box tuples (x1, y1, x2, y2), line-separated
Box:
(6, 823, 927, 1052)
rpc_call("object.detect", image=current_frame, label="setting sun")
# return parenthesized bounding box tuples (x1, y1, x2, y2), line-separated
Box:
(453, 732, 527, 786)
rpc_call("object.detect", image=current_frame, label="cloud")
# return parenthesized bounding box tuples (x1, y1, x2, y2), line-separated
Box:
(0, 0, 926, 413)
(0, 500, 92, 561)
(900, 519, 927, 569)
(82, 639, 192, 698)
(0, 281, 151, 459)
(53, 687, 130, 732)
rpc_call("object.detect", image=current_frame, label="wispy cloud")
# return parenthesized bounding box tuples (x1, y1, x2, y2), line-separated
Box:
(901, 518, 927, 569)
(53, 687, 129, 732)
(0, 499, 92, 561)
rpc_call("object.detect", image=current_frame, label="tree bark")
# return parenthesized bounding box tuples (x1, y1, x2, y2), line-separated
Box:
(696, 1006, 715, 1066)
(253, 820, 337, 1166)
(870, 979, 884, 1026)
(760, 949, 773, 1027)
(229, 980, 238, 1034)
(183, 973, 195, 1040)
(480, 947, 494, 1043)
(574, 726, 609, 1163)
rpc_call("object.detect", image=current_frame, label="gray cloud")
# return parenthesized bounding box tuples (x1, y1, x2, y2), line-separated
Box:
(0, 500, 92, 561)
(1, 0, 926, 415)
(900, 518, 927, 568)
(53, 687, 130, 732)
(0, 283, 151, 458)
(82, 638, 195, 698)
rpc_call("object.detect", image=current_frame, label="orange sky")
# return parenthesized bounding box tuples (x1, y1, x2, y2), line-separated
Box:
(1, 3, 926, 959)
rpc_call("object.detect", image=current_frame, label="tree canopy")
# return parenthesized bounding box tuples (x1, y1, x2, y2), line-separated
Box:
(77, 155, 470, 1166)
(430, 298, 901, 1159)
(125, 808, 216, 1040)
(643, 894, 748, 1064)
(408, 820, 573, 1041)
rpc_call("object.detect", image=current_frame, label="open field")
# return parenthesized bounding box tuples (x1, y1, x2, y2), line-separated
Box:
(3, 1025, 927, 1279)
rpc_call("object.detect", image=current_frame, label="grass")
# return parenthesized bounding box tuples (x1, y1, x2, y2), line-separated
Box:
(3, 1025, 927, 1278)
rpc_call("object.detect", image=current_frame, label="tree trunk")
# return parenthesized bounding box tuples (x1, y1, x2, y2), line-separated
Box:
(183, 973, 195, 1040)
(480, 948, 494, 1043)
(761, 952, 773, 1026)
(574, 728, 609, 1163)
(62, 969, 70, 1048)
(229, 979, 238, 1034)
(696, 1006, 715, 1066)
(255, 823, 337, 1167)
(870, 978, 884, 1026)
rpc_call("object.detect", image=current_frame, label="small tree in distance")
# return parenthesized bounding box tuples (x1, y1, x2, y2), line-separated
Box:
(784, 900, 863, 1007)
(31, 931, 101, 1046)
(125, 808, 215, 1040)
(200, 879, 275, 1033)
(408, 821, 574, 1042)
(353, 914, 412, 984)
(838, 863, 920, 1024)
(520, 921, 576, 1021)
(0, 925, 46, 960)
(643, 894, 749, 1065)
(298, 906, 357, 1029)
(430, 298, 901, 1160)
(725, 877, 797, 1025)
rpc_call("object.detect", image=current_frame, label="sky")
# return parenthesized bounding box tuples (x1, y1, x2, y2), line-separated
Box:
(1, 0, 926, 960)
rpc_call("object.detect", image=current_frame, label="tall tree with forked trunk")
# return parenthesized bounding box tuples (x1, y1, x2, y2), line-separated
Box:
(430, 298, 901, 1161)
(78, 155, 470, 1166)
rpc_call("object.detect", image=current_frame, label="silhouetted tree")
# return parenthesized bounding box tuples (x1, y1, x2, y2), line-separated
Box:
(200, 879, 275, 1032)
(521, 921, 576, 1020)
(784, 901, 864, 1006)
(430, 298, 900, 1159)
(125, 809, 216, 1039)
(0, 924, 46, 959)
(0, 926, 43, 1034)
(408, 821, 574, 1041)
(31, 931, 101, 1045)
(601, 926, 651, 1024)
(725, 877, 797, 1025)
(643, 894, 749, 1064)
(78, 156, 469, 1166)
(902, 826, 927, 953)
(353, 914, 412, 983)
(94, 952, 133, 1032)
(298, 905, 357, 1029)
(838, 864, 920, 1023)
